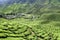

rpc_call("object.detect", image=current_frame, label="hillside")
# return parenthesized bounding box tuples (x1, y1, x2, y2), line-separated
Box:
(0, 0, 60, 40)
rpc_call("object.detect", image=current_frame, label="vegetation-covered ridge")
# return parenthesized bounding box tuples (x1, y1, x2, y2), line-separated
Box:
(0, 0, 60, 40)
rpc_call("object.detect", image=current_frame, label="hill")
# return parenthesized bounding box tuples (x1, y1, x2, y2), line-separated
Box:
(0, 0, 60, 40)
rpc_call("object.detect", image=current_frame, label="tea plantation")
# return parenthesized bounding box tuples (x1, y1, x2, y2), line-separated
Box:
(0, 14, 60, 40)
(0, 0, 60, 40)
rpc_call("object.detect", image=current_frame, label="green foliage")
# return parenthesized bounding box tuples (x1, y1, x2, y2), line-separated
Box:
(0, 0, 60, 40)
(40, 13, 60, 21)
(0, 18, 59, 40)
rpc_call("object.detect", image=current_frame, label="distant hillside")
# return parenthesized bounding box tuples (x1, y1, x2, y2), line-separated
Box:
(0, 0, 60, 15)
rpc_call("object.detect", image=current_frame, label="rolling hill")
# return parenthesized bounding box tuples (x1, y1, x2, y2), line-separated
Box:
(0, 0, 60, 40)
